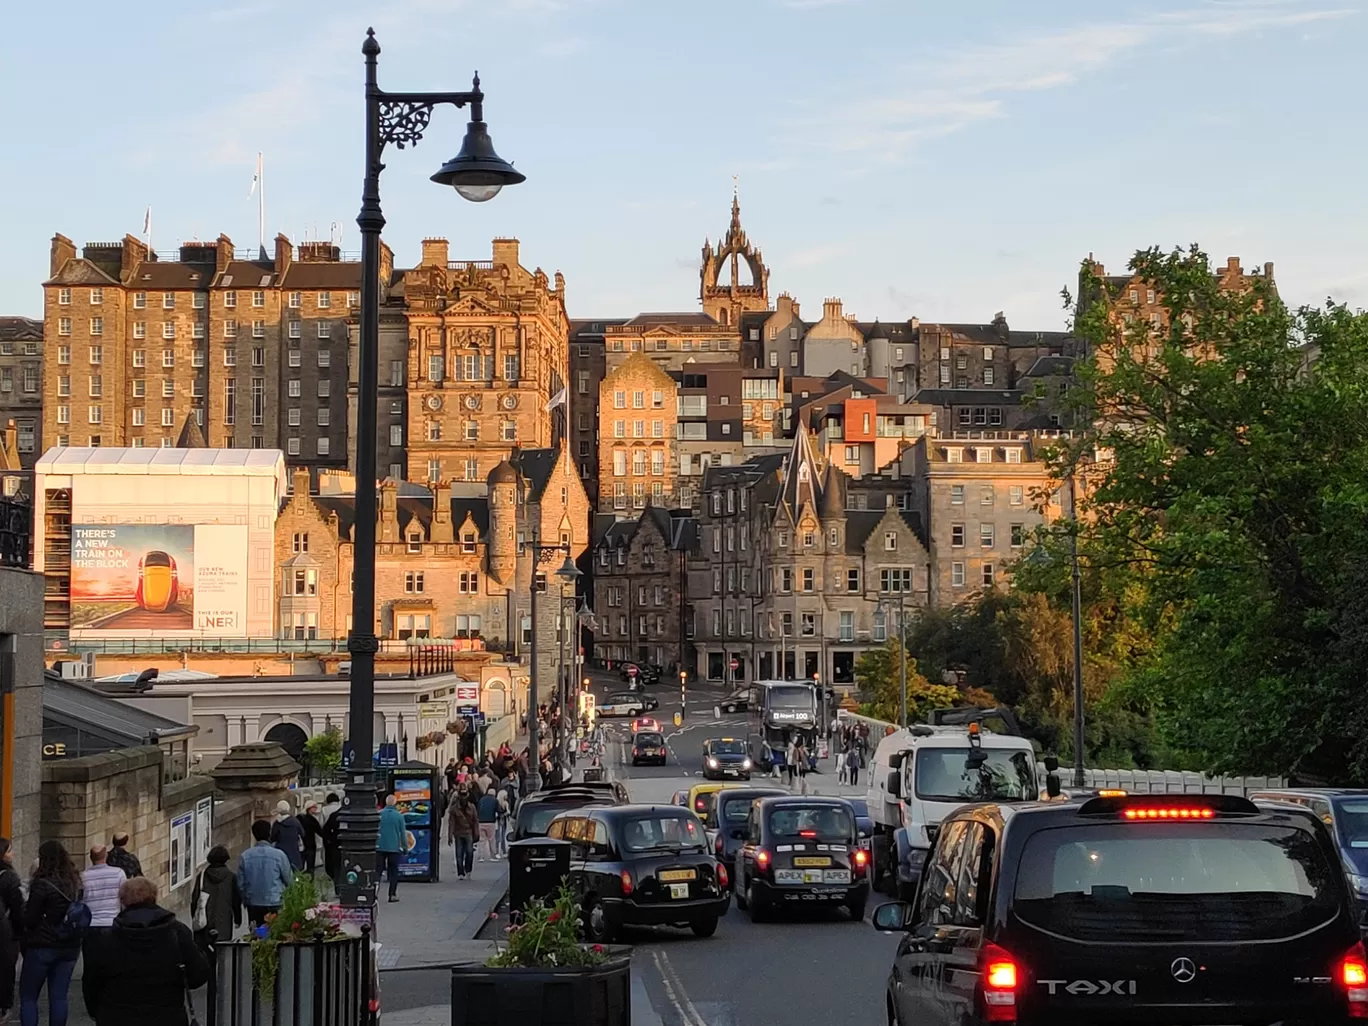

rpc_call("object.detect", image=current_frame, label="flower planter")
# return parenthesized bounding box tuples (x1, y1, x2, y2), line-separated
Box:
(212, 934, 376, 1026)
(450, 953, 631, 1026)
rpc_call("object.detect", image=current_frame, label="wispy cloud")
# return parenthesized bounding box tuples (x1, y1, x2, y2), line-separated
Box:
(777, 0, 858, 8)
(807, 1, 1355, 158)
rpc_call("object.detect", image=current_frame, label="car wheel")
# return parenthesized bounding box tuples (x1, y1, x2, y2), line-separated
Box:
(721, 703, 734, 713)
(746, 881, 767, 923)
(847, 898, 867, 922)
(690, 916, 719, 938)
(584, 900, 614, 944)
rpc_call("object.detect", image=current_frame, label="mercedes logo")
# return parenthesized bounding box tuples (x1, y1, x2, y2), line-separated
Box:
(1170, 957, 1197, 984)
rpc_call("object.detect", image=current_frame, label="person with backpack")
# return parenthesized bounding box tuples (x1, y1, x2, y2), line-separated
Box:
(0, 839, 26, 1024)
(190, 845, 241, 951)
(81, 875, 209, 1026)
(19, 840, 86, 1026)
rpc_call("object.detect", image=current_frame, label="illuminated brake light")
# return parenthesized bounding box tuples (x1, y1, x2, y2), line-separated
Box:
(1122, 807, 1216, 820)
(800, 830, 817, 838)
(980, 941, 1019, 1023)
(1343, 942, 1368, 1017)
(756, 849, 771, 870)
(1097, 789, 1127, 797)
(853, 849, 869, 871)
(620, 869, 633, 897)
(717, 862, 729, 889)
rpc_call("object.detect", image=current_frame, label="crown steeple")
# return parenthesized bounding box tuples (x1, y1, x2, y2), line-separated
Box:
(700, 182, 770, 328)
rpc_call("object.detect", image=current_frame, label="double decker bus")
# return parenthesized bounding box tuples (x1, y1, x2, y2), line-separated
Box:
(747, 680, 820, 758)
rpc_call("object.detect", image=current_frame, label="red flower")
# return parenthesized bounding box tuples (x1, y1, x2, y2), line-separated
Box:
(292, 922, 302, 932)
(547, 910, 562, 924)
(592, 944, 605, 953)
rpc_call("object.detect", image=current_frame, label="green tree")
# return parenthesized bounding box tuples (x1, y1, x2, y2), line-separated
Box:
(1050, 246, 1368, 781)
(854, 638, 960, 724)
(302, 726, 343, 773)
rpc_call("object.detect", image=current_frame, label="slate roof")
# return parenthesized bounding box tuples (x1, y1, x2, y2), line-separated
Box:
(511, 447, 559, 503)
(910, 388, 1023, 406)
(45, 260, 119, 287)
(569, 319, 628, 341)
(44, 671, 197, 748)
(622, 312, 720, 329)
(0, 317, 41, 341)
(1022, 355, 1075, 378)
(1008, 330, 1074, 350)
(213, 261, 277, 289)
(279, 262, 362, 290)
(128, 260, 214, 290)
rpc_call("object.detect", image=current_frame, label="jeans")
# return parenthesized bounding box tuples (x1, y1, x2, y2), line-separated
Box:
(494, 815, 509, 856)
(454, 836, 474, 877)
(381, 851, 402, 899)
(19, 947, 77, 1026)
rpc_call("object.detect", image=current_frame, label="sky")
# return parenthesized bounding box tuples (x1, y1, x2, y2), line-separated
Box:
(2, 0, 1364, 330)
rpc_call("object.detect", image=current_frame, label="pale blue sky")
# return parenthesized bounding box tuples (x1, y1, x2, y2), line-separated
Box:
(2, 0, 1363, 329)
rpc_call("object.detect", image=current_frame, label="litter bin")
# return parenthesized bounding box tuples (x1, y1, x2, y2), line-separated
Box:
(507, 837, 571, 916)
(582, 766, 605, 783)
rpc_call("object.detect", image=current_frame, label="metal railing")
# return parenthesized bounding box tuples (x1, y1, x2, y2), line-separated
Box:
(210, 929, 375, 1026)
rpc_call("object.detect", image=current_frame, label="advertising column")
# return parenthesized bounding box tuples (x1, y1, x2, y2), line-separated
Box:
(390, 767, 438, 883)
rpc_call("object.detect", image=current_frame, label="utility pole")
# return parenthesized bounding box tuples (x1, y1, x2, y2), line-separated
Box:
(1068, 474, 1085, 788)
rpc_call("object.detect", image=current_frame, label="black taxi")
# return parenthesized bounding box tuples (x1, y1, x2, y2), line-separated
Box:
(873, 793, 1368, 1026)
(548, 803, 730, 942)
(733, 795, 870, 922)
(710, 786, 788, 889)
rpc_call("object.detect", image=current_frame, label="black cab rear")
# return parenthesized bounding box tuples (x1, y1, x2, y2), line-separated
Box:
(512, 787, 617, 842)
(734, 795, 871, 922)
(710, 786, 788, 884)
(549, 804, 729, 942)
(631, 730, 668, 766)
(873, 793, 1368, 1026)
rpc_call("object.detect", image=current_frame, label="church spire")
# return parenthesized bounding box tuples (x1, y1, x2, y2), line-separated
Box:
(730, 175, 741, 235)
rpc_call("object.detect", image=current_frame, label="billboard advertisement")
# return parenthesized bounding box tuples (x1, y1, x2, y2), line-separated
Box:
(70, 523, 249, 637)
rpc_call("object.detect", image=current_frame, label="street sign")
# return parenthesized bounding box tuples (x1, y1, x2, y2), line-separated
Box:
(418, 702, 448, 719)
(627, 665, 638, 677)
(455, 684, 479, 710)
(729, 659, 739, 671)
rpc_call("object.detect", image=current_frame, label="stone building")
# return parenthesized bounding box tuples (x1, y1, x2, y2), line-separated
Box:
(568, 319, 623, 507)
(42, 233, 359, 470)
(598, 352, 678, 514)
(273, 443, 589, 689)
(699, 191, 771, 329)
(400, 238, 569, 486)
(591, 505, 696, 670)
(0, 317, 43, 465)
(905, 432, 1063, 603)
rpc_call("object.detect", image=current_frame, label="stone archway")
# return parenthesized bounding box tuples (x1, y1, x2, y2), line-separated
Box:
(264, 721, 309, 763)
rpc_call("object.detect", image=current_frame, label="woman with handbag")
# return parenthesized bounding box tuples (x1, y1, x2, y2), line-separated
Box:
(190, 846, 241, 952)
(19, 841, 84, 1026)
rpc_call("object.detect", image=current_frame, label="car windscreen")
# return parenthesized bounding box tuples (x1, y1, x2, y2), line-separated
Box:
(1012, 823, 1342, 942)
(619, 813, 706, 853)
(634, 733, 664, 746)
(1334, 798, 1368, 874)
(914, 747, 1036, 803)
(719, 795, 759, 824)
(518, 800, 606, 837)
(768, 685, 813, 709)
(710, 739, 747, 755)
(766, 805, 855, 842)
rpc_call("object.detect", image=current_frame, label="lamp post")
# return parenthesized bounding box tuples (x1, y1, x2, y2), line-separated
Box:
(337, 29, 524, 911)
(1067, 474, 1086, 788)
(526, 527, 580, 793)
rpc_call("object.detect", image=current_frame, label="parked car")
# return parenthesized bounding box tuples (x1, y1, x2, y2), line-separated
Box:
(549, 803, 729, 942)
(511, 788, 617, 842)
(618, 663, 662, 685)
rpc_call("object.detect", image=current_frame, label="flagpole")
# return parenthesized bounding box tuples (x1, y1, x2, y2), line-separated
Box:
(257, 153, 266, 255)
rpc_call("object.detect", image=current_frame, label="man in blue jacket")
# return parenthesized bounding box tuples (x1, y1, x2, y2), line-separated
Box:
(377, 794, 408, 903)
(237, 819, 294, 926)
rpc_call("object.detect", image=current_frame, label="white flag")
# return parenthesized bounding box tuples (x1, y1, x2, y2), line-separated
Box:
(249, 152, 262, 197)
(143, 207, 151, 235)
(544, 386, 567, 412)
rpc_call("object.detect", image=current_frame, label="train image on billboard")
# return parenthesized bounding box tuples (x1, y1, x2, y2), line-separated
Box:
(134, 550, 180, 612)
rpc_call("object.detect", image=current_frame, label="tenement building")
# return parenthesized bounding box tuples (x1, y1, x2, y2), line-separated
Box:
(42, 233, 359, 469)
(591, 505, 696, 670)
(399, 238, 570, 486)
(0, 316, 42, 465)
(598, 353, 678, 514)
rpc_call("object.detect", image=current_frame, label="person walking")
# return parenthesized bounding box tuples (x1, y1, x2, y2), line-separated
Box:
(785, 737, 800, 787)
(81, 847, 125, 930)
(836, 746, 848, 786)
(494, 788, 511, 860)
(795, 739, 810, 795)
(105, 835, 141, 880)
(445, 790, 479, 879)
(377, 795, 408, 903)
(236, 820, 293, 928)
(319, 793, 343, 886)
(0, 839, 25, 1024)
(191, 845, 241, 951)
(19, 840, 84, 1026)
(270, 801, 305, 872)
(476, 789, 499, 862)
(298, 803, 324, 875)
(81, 876, 209, 1026)
(846, 745, 863, 788)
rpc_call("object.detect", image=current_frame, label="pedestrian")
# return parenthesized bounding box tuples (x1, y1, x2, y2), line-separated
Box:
(81, 846, 126, 930)
(318, 792, 341, 826)
(796, 740, 810, 795)
(298, 803, 324, 875)
(236, 820, 293, 928)
(270, 801, 305, 872)
(476, 789, 499, 862)
(0, 838, 25, 1024)
(495, 789, 511, 859)
(80, 875, 209, 1026)
(190, 845, 241, 951)
(319, 793, 342, 885)
(445, 790, 479, 879)
(443, 759, 458, 793)
(105, 834, 141, 880)
(19, 840, 84, 1026)
(836, 747, 848, 786)
(377, 795, 407, 904)
(847, 745, 863, 788)
(786, 737, 799, 787)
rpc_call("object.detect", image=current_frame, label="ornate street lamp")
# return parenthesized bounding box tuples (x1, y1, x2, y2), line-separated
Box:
(336, 29, 523, 913)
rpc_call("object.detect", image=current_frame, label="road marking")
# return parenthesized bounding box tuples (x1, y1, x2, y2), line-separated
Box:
(652, 949, 709, 1026)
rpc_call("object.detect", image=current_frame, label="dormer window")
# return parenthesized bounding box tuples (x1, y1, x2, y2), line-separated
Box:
(945, 447, 963, 463)
(599, 548, 609, 567)
(461, 532, 476, 553)
(407, 533, 422, 554)
(616, 547, 626, 566)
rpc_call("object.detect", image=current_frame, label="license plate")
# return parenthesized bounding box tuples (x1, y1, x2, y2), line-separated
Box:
(643, 749, 658, 755)
(658, 869, 696, 882)
(824, 869, 851, 884)
(793, 857, 830, 867)
(669, 883, 689, 899)
(775, 870, 804, 884)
